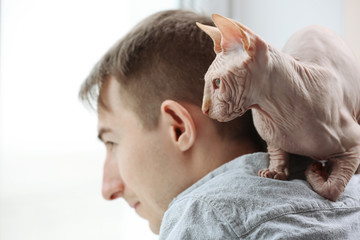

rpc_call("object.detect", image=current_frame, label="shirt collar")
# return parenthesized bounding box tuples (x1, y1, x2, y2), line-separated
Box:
(169, 152, 269, 207)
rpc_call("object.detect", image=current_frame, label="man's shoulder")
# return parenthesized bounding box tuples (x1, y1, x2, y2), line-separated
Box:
(160, 153, 360, 239)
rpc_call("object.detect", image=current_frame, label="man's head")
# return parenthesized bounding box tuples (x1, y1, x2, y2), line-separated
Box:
(79, 10, 264, 234)
(80, 10, 215, 129)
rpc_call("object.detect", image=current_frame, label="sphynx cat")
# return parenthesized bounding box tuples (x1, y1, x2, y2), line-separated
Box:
(197, 14, 360, 201)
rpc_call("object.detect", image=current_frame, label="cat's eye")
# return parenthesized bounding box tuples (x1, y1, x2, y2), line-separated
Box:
(213, 78, 221, 89)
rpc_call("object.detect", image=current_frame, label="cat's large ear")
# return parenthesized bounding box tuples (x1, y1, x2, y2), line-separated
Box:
(196, 22, 222, 53)
(211, 14, 250, 53)
(212, 14, 268, 60)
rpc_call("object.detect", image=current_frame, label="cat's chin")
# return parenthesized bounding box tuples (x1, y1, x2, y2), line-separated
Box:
(208, 105, 244, 122)
(213, 113, 239, 122)
(208, 109, 236, 122)
(217, 109, 247, 122)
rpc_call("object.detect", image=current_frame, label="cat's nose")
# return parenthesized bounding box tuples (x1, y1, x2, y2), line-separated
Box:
(202, 105, 210, 115)
(202, 98, 211, 115)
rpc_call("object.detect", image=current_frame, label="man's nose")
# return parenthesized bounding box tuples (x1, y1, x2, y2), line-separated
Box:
(102, 158, 124, 200)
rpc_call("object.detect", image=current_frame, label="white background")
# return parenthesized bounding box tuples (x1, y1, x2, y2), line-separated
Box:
(0, 0, 177, 239)
(0, 0, 358, 240)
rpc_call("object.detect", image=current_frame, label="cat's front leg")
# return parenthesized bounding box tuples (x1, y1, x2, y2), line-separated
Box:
(259, 145, 290, 180)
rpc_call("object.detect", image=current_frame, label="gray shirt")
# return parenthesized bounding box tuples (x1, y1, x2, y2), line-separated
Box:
(159, 152, 360, 239)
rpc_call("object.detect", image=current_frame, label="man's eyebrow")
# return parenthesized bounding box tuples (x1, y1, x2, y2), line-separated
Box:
(97, 128, 112, 142)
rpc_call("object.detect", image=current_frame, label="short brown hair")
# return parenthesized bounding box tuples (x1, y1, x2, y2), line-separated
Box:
(79, 10, 264, 145)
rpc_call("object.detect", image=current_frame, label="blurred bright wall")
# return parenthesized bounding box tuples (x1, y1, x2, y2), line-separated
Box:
(183, 0, 344, 49)
(345, 0, 360, 61)
(183, 0, 359, 60)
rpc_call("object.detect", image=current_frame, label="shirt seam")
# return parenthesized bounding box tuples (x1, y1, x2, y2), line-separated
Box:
(173, 195, 360, 238)
(173, 196, 242, 238)
(239, 205, 360, 238)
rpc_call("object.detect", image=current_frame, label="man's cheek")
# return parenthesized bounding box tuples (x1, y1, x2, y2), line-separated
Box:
(120, 152, 144, 185)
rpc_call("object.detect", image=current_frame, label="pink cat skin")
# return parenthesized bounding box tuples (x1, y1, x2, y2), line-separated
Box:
(197, 14, 360, 201)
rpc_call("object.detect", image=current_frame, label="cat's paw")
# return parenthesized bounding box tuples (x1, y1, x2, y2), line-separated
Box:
(258, 168, 288, 180)
(305, 163, 340, 201)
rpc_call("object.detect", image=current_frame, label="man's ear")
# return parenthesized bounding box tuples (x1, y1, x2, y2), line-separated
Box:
(160, 100, 196, 152)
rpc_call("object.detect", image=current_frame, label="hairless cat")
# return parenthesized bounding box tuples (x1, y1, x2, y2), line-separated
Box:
(197, 14, 360, 201)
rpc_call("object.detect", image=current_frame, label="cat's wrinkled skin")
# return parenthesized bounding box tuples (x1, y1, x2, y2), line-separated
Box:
(197, 14, 360, 201)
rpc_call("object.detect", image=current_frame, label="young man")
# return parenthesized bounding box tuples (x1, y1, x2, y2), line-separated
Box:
(80, 10, 360, 239)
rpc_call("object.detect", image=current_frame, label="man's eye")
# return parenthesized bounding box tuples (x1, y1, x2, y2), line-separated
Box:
(106, 142, 115, 149)
(213, 78, 221, 89)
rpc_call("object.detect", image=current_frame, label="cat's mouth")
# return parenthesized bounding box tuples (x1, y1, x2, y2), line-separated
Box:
(208, 103, 239, 122)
